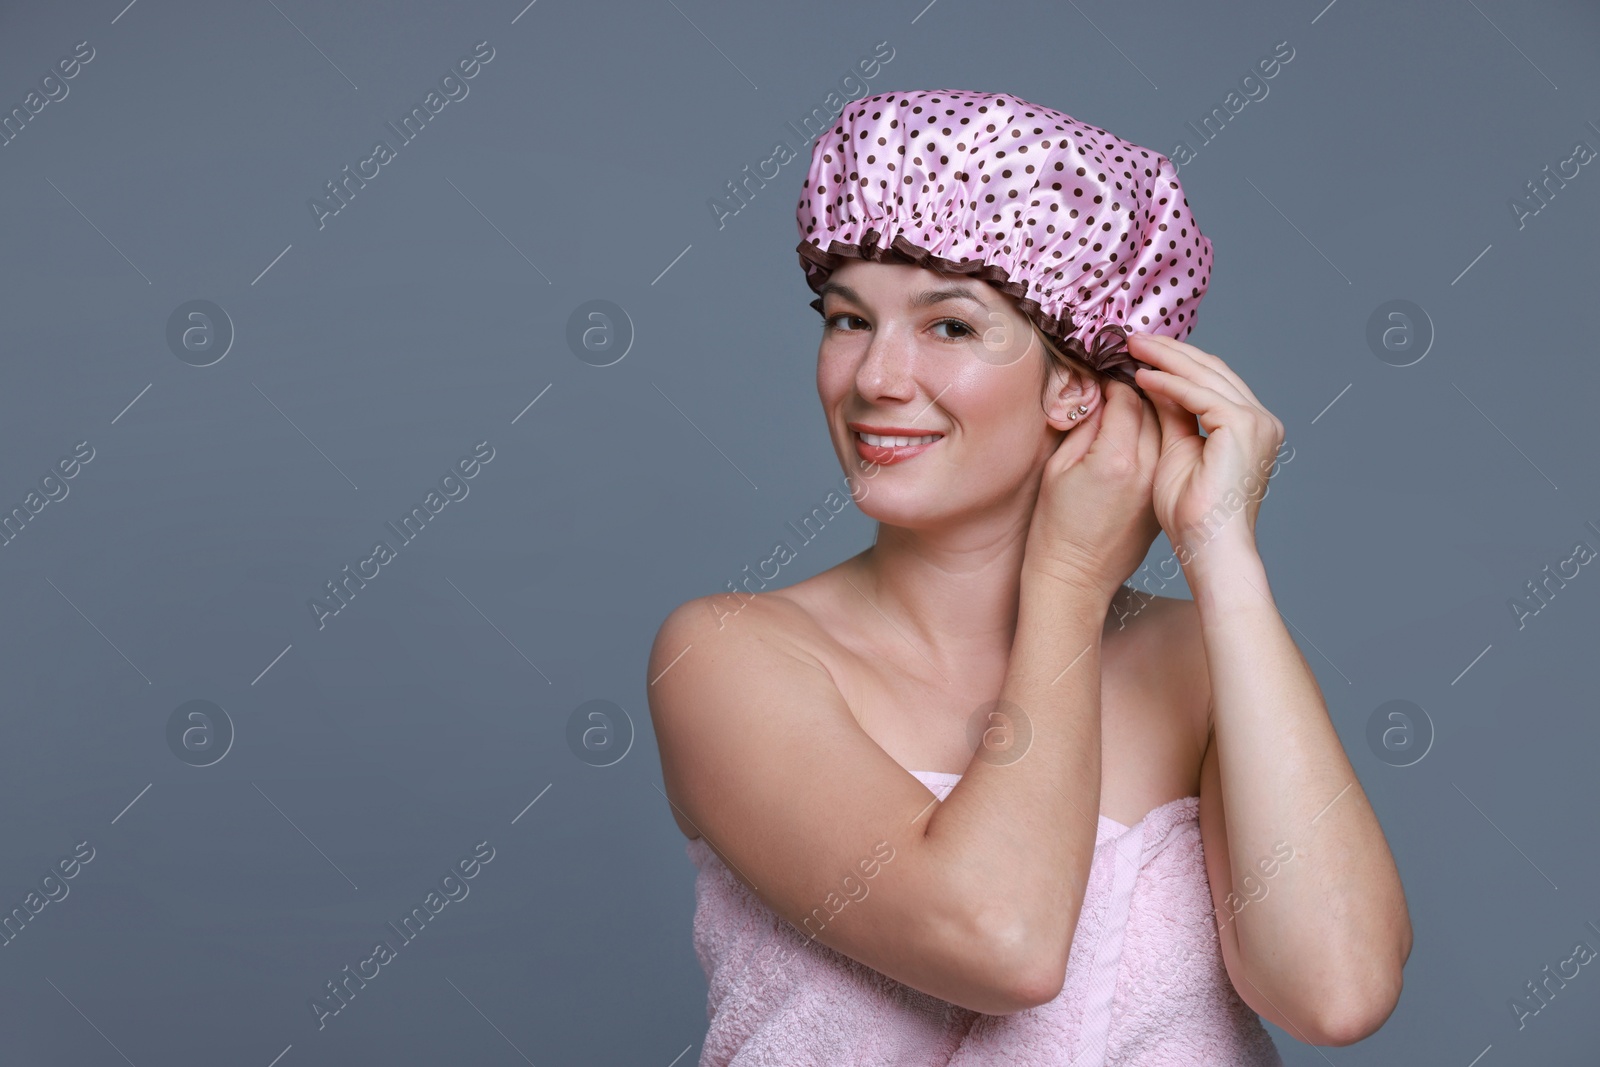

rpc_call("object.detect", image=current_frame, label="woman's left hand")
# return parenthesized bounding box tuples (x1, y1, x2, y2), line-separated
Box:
(1126, 332, 1285, 559)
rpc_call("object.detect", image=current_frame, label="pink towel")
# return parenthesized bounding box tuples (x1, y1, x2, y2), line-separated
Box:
(685, 769, 1283, 1066)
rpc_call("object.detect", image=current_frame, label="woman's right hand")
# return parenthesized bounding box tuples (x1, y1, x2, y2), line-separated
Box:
(1023, 379, 1164, 602)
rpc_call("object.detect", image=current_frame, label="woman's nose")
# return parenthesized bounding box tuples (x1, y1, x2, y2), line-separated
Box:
(854, 324, 918, 400)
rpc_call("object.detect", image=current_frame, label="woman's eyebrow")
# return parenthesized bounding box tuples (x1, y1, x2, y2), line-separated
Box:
(910, 286, 989, 310)
(816, 281, 862, 305)
(816, 282, 989, 310)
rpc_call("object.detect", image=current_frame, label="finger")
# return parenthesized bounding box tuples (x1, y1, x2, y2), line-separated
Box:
(1134, 391, 1164, 481)
(1088, 379, 1141, 451)
(1129, 334, 1251, 408)
(1139, 369, 1202, 449)
(1132, 366, 1240, 436)
(1089, 382, 1156, 486)
(1143, 334, 1257, 401)
(1135, 333, 1268, 412)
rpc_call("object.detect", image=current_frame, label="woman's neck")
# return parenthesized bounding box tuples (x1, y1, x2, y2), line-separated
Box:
(846, 522, 1033, 668)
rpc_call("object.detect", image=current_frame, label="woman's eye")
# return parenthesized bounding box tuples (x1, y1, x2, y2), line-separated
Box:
(822, 314, 974, 340)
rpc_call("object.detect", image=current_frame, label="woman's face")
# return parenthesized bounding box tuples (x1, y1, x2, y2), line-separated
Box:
(815, 259, 1100, 528)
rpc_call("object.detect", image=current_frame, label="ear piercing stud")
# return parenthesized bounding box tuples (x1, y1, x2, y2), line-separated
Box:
(1067, 404, 1089, 421)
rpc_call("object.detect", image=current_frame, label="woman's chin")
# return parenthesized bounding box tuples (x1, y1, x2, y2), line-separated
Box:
(848, 488, 956, 528)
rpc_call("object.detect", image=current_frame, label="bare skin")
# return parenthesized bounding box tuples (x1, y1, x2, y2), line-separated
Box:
(661, 567, 1201, 842)
(648, 259, 1410, 1036)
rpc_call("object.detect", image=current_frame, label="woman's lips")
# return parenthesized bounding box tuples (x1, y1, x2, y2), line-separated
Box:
(852, 431, 943, 465)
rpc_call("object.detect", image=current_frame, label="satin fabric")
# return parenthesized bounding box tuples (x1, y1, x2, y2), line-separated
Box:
(794, 89, 1215, 392)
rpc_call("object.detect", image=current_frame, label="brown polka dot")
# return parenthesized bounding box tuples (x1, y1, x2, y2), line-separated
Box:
(791, 89, 1215, 380)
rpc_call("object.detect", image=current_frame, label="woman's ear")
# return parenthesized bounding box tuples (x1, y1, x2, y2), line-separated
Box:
(1042, 361, 1102, 431)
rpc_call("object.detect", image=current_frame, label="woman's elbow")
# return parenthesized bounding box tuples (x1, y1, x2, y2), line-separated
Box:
(965, 907, 1071, 1014)
(989, 923, 1076, 1013)
(1309, 966, 1404, 1046)
(1005, 956, 1068, 1013)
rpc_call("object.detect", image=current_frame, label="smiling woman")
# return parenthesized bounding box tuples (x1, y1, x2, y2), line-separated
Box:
(817, 277, 1108, 468)
(649, 88, 1409, 1066)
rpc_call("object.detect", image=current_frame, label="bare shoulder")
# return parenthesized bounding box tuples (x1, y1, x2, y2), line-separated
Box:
(645, 588, 843, 841)
(648, 587, 831, 686)
(645, 581, 1059, 1013)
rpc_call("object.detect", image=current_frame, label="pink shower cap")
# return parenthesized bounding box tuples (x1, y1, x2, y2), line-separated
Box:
(795, 88, 1214, 390)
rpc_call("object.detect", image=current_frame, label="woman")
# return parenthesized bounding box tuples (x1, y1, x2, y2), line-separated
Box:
(648, 89, 1410, 1065)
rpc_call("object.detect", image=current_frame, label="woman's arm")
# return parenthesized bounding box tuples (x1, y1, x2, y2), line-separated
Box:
(647, 583, 1107, 1016)
(1185, 540, 1411, 1046)
(1127, 330, 1411, 1046)
(649, 382, 1165, 1015)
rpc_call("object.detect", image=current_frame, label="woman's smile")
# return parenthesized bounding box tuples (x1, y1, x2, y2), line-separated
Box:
(849, 423, 945, 465)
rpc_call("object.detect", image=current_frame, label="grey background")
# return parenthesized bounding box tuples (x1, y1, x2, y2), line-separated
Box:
(0, 0, 1597, 1063)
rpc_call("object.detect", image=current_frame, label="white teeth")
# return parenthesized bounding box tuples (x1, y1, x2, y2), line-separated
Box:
(858, 432, 941, 447)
